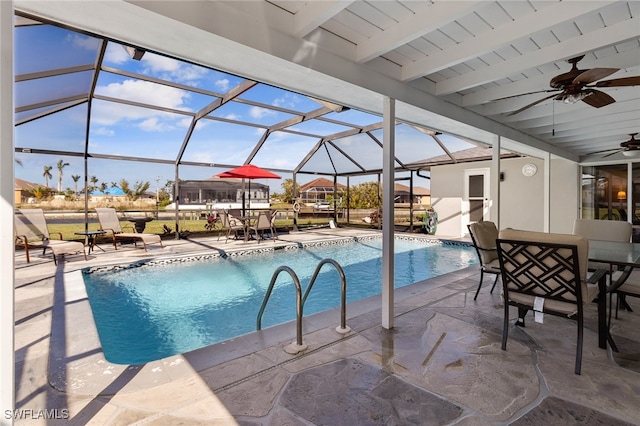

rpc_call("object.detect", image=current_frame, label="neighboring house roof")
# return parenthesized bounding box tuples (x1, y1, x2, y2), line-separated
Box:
(394, 183, 430, 196)
(299, 177, 347, 192)
(406, 146, 521, 169)
(15, 178, 42, 191)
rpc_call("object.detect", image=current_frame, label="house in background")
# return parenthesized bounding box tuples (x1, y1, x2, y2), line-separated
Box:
(299, 178, 346, 206)
(14, 179, 43, 204)
(172, 177, 270, 211)
(394, 183, 430, 206)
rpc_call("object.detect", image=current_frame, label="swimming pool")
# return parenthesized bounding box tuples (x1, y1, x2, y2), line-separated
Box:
(83, 237, 476, 364)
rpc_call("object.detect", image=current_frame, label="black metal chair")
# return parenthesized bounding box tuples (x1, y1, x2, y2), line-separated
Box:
(467, 221, 501, 300)
(496, 228, 604, 375)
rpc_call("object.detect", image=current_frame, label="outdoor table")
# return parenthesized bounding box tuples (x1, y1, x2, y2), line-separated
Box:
(75, 230, 107, 253)
(124, 216, 154, 233)
(588, 239, 640, 350)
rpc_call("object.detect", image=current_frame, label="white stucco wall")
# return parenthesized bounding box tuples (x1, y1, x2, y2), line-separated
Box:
(430, 156, 579, 237)
(549, 156, 580, 234)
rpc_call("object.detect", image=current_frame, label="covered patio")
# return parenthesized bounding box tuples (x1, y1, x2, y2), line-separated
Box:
(2, 1, 639, 423)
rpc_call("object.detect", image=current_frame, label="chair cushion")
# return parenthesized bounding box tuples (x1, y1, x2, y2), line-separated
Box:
(484, 257, 502, 273)
(37, 240, 85, 256)
(469, 221, 499, 264)
(508, 281, 599, 317)
(616, 270, 640, 297)
(116, 233, 161, 244)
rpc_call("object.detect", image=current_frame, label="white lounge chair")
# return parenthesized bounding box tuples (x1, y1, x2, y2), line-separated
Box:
(95, 208, 162, 251)
(15, 208, 87, 264)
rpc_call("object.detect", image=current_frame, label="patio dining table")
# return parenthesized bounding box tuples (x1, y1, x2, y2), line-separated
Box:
(588, 239, 640, 350)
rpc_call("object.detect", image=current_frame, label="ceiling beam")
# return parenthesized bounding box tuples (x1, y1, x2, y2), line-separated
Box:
(401, 1, 615, 82)
(436, 16, 640, 95)
(293, 1, 353, 38)
(356, 1, 481, 64)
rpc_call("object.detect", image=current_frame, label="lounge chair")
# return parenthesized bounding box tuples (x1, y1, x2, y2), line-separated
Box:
(95, 208, 162, 251)
(15, 208, 87, 264)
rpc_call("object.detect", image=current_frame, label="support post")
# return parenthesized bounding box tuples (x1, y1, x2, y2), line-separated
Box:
(382, 97, 395, 330)
(1, 0, 16, 420)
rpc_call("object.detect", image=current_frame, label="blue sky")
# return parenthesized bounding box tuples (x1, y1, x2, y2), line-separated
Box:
(14, 21, 477, 193)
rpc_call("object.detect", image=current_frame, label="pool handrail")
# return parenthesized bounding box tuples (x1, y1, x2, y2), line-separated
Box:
(301, 259, 349, 334)
(256, 259, 349, 354)
(256, 266, 307, 353)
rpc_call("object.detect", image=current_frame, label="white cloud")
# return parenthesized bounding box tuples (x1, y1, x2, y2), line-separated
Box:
(215, 79, 230, 92)
(104, 42, 131, 64)
(98, 79, 191, 110)
(139, 117, 172, 132)
(91, 127, 115, 136)
(272, 92, 301, 109)
(69, 34, 101, 51)
(143, 53, 181, 73)
(249, 106, 275, 119)
(225, 113, 241, 121)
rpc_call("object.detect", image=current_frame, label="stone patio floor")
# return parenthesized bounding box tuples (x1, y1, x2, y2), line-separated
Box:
(12, 227, 640, 425)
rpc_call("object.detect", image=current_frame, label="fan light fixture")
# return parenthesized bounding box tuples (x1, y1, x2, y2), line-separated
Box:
(562, 92, 590, 104)
(622, 150, 640, 158)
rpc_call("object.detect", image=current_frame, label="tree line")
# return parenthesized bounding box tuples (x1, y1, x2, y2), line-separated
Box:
(273, 178, 382, 209)
(19, 159, 166, 202)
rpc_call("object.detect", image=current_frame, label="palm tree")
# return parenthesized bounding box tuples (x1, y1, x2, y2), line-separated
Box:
(71, 175, 81, 198)
(90, 176, 99, 192)
(43, 165, 53, 188)
(56, 159, 70, 192)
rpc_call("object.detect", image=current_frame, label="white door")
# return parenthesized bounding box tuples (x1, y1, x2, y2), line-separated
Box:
(464, 168, 490, 231)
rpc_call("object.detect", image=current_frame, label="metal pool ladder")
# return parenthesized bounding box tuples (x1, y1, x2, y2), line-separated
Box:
(256, 258, 350, 354)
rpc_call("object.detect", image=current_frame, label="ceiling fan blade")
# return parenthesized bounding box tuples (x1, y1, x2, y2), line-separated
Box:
(492, 89, 558, 101)
(594, 76, 640, 87)
(582, 89, 616, 108)
(602, 149, 623, 158)
(507, 93, 558, 116)
(573, 68, 619, 85)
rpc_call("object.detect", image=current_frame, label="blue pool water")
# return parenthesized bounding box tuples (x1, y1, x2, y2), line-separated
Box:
(83, 238, 476, 364)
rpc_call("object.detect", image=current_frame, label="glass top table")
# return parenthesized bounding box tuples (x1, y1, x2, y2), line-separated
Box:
(588, 240, 640, 267)
(588, 239, 640, 350)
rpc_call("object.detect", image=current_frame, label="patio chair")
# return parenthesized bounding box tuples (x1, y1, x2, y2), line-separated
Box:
(573, 218, 632, 273)
(95, 208, 162, 251)
(218, 211, 245, 242)
(573, 218, 633, 318)
(251, 211, 277, 243)
(496, 228, 603, 375)
(269, 209, 279, 240)
(15, 208, 87, 264)
(467, 221, 501, 300)
(612, 270, 640, 318)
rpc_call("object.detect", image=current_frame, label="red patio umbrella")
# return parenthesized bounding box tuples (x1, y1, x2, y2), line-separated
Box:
(215, 164, 281, 215)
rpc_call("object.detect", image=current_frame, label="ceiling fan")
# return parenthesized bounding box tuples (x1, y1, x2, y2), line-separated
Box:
(503, 55, 640, 116)
(594, 133, 640, 158)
